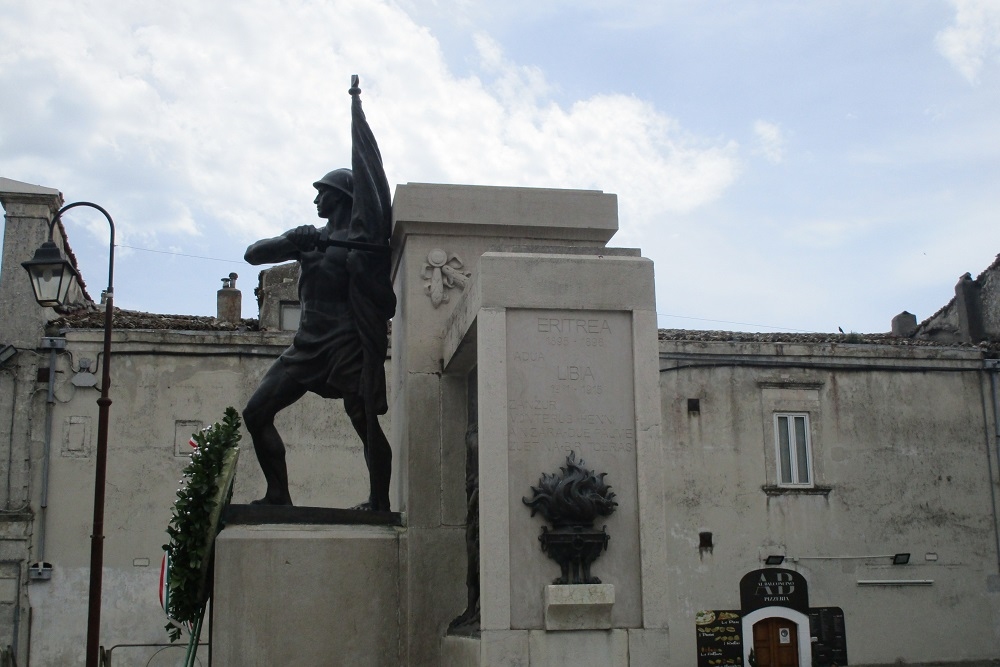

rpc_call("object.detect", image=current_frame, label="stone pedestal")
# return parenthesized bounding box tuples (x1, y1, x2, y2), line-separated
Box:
(213, 521, 403, 667)
(442, 250, 670, 665)
(389, 184, 624, 665)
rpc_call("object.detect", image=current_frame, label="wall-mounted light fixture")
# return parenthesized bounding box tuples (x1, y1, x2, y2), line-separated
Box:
(780, 552, 912, 565)
(71, 359, 98, 388)
(0, 344, 16, 366)
(764, 554, 785, 565)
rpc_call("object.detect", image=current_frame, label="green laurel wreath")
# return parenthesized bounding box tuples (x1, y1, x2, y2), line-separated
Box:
(163, 407, 241, 642)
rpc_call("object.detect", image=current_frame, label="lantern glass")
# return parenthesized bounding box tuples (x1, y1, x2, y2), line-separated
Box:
(22, 241, 79, 308)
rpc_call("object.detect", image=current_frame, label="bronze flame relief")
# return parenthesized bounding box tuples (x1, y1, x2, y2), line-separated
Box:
(523, 452, 617, 585)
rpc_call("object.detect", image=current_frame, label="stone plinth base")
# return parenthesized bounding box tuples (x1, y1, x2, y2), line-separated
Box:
(441, 630, 632, 667)
(441, 634, 480, 667)
(444, 629, 641, 666)
(529, 629, 629, 667)
(213, 522, 402, 667)
(545, 584, 614, 630)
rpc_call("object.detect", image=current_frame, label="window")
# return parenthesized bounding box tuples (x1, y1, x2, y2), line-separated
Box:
(279, 302, 301, 331)
(774, 413, 812, 486)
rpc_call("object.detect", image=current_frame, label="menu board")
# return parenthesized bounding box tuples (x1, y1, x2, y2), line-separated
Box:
(809, 607, 848, 666)
(696, 610, 744, 666)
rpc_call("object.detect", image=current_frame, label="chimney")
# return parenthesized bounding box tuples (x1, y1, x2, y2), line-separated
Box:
(955, 272, 985, 343)
(217, 272, 242, 323)
(891, 311, 917, 337)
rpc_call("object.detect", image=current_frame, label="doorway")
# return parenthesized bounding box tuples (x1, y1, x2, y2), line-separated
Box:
(752, 617, 800, 667)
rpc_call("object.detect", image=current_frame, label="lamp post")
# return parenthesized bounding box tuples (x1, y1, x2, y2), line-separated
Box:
(22, 201, 115, 667)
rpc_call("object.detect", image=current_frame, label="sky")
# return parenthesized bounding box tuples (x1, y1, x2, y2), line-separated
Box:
(1, 0, 999, 333)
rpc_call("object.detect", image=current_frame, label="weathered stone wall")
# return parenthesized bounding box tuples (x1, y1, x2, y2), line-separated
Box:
(255, 260, 299, 331)
(0, 179, 65, 350)
(22, 326, 1000, 666)
(23, 327, 390, 666)
(0, 180, 70, 666)
(658, 338, 1000, 666)
(977, 254, 1000, 340)
(914, 254, 1000, 344)
(914, 298, 962, 342)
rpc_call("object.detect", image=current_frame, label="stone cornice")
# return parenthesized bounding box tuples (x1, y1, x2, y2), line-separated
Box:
(0, 177, 63, 214)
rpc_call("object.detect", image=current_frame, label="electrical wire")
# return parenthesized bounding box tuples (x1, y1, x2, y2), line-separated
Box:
(116, 244, 244, 264)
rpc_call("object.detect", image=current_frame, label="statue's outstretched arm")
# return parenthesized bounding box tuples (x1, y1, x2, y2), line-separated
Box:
(244, 226, 320, 265)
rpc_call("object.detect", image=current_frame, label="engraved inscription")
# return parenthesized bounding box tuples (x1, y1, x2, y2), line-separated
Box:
(505, 308, 641, 629)
(507, 310, 634, 456)
(537, 317, 612, 334)
(541, 317, 610, 349)
(556, 366, 594, 381)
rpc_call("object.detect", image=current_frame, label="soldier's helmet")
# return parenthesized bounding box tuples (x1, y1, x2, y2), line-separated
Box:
(313, 169, 353, 198)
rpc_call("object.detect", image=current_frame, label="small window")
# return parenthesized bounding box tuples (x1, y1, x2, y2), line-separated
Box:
(279, 302, 301, 331)
(774, 413, 812, 486)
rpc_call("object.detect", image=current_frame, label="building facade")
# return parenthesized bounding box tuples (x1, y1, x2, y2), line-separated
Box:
(1, 177, 999, 665)
(658, 332, 1000, 665)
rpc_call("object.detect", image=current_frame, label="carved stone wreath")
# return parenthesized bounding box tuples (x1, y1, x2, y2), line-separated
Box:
(422, 248, 470, 307)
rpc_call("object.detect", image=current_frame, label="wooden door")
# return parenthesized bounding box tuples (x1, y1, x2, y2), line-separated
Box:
(752, 617, 799, 667)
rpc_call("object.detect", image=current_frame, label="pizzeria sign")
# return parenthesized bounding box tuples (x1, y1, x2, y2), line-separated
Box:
(739, 568, 809, 614)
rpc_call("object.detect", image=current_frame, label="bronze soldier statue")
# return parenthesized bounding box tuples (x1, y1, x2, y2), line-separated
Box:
(243, 76, 395, 510)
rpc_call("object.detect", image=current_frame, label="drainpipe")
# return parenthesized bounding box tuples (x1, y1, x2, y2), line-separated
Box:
(34, 336, 65, 574)
(985, 359, 1000, 574)
(3, 372, 18, 511)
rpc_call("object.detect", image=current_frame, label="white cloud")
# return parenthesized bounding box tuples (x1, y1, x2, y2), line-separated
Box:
(936, 0, 1000, 83)
(0, 0, 738, 253)
(752, 119, 785, 164)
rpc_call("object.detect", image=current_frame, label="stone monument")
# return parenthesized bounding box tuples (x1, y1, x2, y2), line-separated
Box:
(437, 245, 669, 665)
(214, 175, 668, 665)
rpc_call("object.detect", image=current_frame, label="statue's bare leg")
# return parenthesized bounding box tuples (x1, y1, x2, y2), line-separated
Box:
(243, 363, 307, 505)
(344, 394, 391, 511)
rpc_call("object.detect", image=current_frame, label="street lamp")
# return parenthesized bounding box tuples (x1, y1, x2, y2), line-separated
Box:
(21, 239, 83, 307)
(22, 201, 115, 667)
